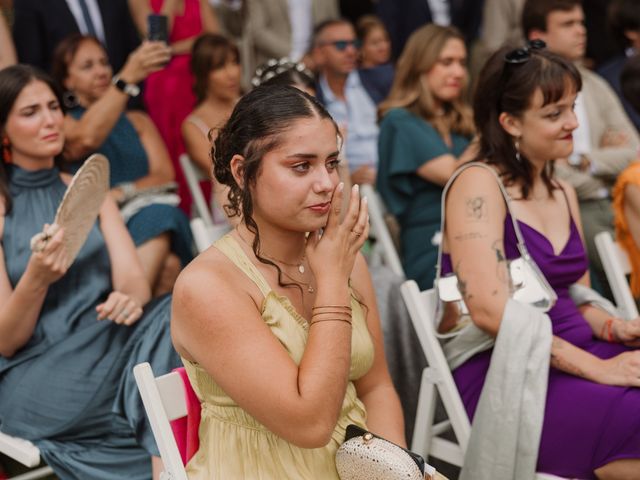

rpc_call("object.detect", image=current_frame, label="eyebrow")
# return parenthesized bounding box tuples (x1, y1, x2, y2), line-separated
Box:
(285, 151, 340, 160)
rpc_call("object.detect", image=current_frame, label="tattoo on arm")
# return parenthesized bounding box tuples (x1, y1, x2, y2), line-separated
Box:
(465, 196, 488, 222)
(454, 261, 472, 301)
(491, 239, 510, 286)
(550, 337, 587, 379)
(453, 231, 487, 242)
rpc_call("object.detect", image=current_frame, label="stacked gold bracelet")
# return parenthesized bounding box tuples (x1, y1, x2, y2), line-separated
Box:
(310, 305, 353, 327)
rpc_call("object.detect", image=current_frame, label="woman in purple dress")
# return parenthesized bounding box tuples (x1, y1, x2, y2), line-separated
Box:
(441, 44, 640, 478)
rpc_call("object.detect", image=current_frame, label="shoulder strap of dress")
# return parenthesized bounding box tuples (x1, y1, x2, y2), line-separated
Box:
(435, 162, 530, 280)
(185, 115, 210, 138)
(214, 233, 272, 296)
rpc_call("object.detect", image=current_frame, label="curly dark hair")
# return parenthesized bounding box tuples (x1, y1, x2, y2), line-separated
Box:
(213, 84, 340, 290)
(473, 45, 582, 198)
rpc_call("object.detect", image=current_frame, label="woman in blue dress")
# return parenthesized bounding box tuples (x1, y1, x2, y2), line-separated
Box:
(376, 24, 476, 290)
(0, 65, 179, 479)
(51, 34, 193, 296)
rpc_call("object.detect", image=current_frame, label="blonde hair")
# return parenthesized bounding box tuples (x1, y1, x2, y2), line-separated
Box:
(378, 24, 474, 138)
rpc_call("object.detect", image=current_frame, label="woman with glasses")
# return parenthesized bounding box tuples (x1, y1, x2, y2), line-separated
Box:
(376, 24, 477, 290)
(440, 43, 640, 477)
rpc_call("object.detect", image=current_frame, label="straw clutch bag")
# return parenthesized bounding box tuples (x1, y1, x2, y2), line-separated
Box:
(335, 424, 438, 480)
(30, 154, 110, 266)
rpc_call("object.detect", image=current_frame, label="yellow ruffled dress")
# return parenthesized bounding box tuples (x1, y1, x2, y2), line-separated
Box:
(182, 234, 375, 479)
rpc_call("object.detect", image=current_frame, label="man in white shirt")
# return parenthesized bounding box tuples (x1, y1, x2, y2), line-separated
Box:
(313, 19, 387, 185)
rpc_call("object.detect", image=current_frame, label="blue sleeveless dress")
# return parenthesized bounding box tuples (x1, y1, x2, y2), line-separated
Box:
(68, 107, 193, 266)
(443, 211, 640, 478)
(0, 166, 180, 479)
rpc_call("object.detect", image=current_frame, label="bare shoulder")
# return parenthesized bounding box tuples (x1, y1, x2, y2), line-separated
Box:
(172, 247, 256, 327)
(125, 110, 154, 132)
(554, 177, 579, 211)
(446, 163, 503, 204)
(171, 245, 264, 358)
(349, 252, 373, 293)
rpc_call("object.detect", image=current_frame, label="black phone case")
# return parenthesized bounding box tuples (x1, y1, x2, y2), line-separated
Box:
(344, 424, 426, 474)
(147, 14, 168, 42)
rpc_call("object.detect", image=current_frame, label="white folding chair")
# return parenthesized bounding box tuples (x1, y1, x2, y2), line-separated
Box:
(179, 153, 215, 228)
(0, 433, 53, 480)
(133, 362, 189, 480)
(189, 218, 231, 254)
(360, 184, 404, 278)
(400, 280, 567, 480)
(595, 231, 639, 320)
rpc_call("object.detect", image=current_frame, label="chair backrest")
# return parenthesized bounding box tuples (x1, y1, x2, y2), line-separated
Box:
(179, 153, 214, 228)
(594, 231, 639, 320)
(360, 184, 404, 278)
(399, 280, 469, 466)
(133, 362, 189, 480)
(0, 431, 42, 468)
(190, 217, 231, 253)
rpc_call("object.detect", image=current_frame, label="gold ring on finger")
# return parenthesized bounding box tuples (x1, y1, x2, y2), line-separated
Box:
(121, 310, 130, 318)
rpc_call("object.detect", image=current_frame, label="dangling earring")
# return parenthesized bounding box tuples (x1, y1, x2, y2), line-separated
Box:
(63, 90, 78, 109)
(514, 138, 522, 163)
(2, 136, 11, 164)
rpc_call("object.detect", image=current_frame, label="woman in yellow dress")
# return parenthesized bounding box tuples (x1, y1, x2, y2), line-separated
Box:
(171, 84, 405, 479)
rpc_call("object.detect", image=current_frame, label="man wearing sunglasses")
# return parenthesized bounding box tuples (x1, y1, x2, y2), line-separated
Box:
(523, 0, 640, 298)
(313, 18, 394, 186)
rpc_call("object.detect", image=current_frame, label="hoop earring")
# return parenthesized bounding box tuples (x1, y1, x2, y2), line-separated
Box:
(514, 138, 522, 163)
(2, 136, 11, 164)
(63, 90, 79, 109)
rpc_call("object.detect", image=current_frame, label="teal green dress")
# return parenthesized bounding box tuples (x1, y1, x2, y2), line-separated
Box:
(376, 108, 470, 290)
(68, 107, 193, 266)
(0, 166, 180, 479)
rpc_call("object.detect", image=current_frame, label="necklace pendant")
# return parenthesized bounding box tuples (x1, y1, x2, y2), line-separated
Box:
(298, 264, 305, 274)
(308, 285, 314, 293)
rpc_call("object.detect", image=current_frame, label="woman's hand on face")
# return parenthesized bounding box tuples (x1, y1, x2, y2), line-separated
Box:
(595, 350, 640, 387)
(118, 41, 172, 84)
(96, 291, 143, 326)
(27, 224, 69, 287)
(613, 318, 640, 347)
(306, 183, 369, 284)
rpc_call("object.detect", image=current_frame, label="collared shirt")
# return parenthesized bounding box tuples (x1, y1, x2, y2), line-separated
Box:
(66, 0, 106, 44)
(288, 0, 312, 61)
(319, 72, 379, 171)
(426, 0, 451, 26)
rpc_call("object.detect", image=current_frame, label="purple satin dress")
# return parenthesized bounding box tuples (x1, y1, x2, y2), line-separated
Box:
(443, 214, 640, 478)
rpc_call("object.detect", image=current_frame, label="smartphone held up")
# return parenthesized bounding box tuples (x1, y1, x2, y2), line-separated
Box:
(147, 14, 168, 42)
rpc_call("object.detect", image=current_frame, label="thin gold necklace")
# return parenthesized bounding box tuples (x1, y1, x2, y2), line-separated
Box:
(236, 230, 314, 292)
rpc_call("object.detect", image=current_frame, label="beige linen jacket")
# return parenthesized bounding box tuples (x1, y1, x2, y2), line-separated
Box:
(240, 0, 338, 86)
(554, 66, 640, 200)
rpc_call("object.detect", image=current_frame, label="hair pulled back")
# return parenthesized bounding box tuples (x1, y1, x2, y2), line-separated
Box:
(213, 84, 339, 288)
(0, 65, 65, 213)
(473, 46, 581, 198)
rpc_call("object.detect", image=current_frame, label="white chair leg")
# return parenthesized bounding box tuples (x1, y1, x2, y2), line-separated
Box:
(411, 368, 438, 459)
(10, 467, 54, 480)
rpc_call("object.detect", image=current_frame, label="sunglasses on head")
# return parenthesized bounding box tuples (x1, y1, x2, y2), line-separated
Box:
(504, 39, 546, 64)
(323, 39, 362, 51)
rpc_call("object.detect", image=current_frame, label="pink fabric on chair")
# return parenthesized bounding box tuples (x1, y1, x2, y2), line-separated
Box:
(169, 367, 201, 465)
